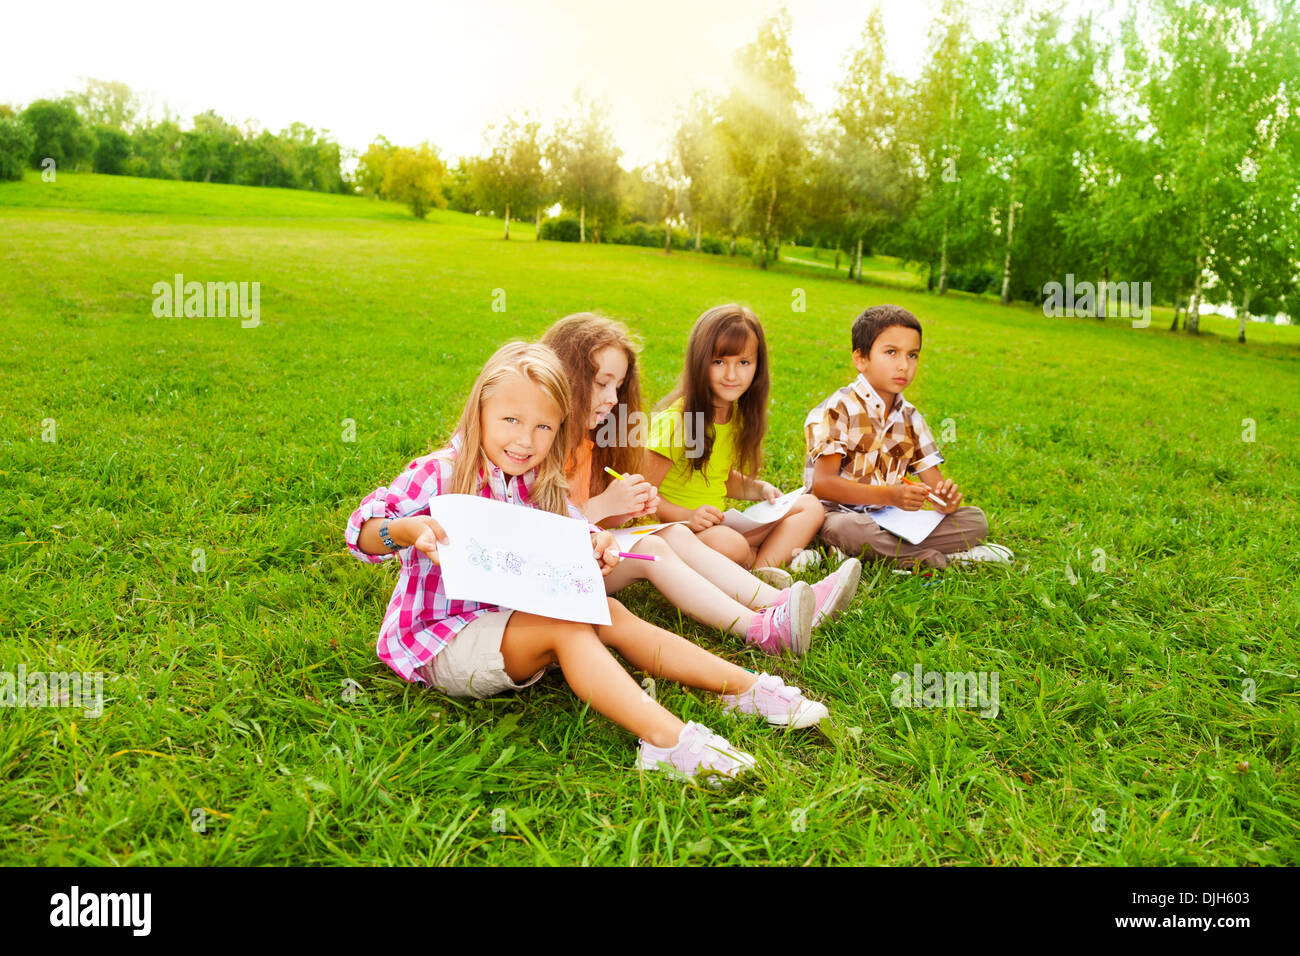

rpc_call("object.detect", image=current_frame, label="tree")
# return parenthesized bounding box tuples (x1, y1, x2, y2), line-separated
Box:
(0, 117, 35, 181)
(473, 115, 547, 239)
(71, 78, 139, 131)
(356, 136, 395, 198)
(548, 95, 622, 242)
(20, 99, 96, 171)
(1142, 0, 1281, 333)
(180, 110, 242, 183)
(127, 119, 182, 179)
(674, 93, 720, 250)
(717, 11, 808, 267)
(382, 144, 447, 218)
(828, 9, 913, 280)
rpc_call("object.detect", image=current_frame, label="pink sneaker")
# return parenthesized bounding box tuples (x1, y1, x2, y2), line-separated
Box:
(808, 557, 862, 628)
(722, 673, 830, 729)
(637, 721, 757, 786)
(746, 581, 814, 655)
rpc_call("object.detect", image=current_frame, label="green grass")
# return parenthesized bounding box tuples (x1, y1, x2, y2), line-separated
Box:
(2, 171, 1298, 865)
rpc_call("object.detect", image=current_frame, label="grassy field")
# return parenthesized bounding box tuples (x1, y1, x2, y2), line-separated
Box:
(2, 171, 1297, 866)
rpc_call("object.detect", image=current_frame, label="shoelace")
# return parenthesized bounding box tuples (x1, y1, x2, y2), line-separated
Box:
(686, 725, 742, 766)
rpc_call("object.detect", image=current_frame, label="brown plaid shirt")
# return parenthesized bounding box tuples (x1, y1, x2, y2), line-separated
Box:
(803, 374, 945, 512)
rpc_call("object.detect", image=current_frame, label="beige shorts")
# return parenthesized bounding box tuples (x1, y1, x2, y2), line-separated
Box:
(415, 610, 546, 699)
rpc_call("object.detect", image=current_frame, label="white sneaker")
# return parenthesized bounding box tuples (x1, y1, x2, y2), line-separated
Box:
(949, 543, 1014, 566)
(753, 566, 793, 588)
(637, 721, 758, 787)
(788, 548, 823, 572)
(721, 673, 830, 729)
(827, 546, 847, 564)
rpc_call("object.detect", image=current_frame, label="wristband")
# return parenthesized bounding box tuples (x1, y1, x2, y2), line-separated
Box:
(379, 520, 399, 551)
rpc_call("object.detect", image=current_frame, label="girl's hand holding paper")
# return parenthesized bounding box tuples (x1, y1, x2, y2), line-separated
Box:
(407, 516, 450, 565)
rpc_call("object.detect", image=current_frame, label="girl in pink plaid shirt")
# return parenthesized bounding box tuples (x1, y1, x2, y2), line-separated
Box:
(346, 342, 830, 784)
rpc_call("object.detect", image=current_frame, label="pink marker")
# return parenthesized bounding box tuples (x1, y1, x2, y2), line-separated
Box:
(617, 551, 657, 562)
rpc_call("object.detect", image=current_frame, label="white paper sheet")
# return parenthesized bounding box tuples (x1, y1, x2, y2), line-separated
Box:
(610, 521, 687, 551)
(868, 506, 946, 545)
(425, 494, 611, 625)
(721, 487, 806, 533)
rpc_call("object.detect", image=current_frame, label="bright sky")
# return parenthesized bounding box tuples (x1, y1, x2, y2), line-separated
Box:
(3, 0, 945, 168)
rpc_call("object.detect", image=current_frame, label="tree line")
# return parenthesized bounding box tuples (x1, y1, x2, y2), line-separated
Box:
(0, 79, 346, 192)
(3, 0, 1297, 333)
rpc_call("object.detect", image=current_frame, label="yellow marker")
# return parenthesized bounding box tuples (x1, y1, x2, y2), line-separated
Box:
(604, 466, 628, 481)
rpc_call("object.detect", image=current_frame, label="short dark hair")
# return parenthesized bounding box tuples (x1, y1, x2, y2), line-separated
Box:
(851, 305, 923, 355)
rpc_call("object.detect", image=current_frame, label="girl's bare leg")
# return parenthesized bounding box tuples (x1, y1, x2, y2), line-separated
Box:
(499, 609, 685, 747)
(601, 532, 755, 637)
(656, 523, 781, 608)
(744, 494, 826, 569)
(595, 599, 757, 697)
(696, 524, 753, 567)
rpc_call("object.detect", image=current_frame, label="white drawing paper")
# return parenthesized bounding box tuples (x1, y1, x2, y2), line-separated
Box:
(425, 494, 611, 625)
(610, 521, 687, 551)
(868, 506, 946, 545)
(721, 487, 806, 533)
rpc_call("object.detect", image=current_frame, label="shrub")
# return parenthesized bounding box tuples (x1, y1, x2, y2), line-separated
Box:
(0, 117, 34, 181)
(93, 127, 132, 175)
(540, 216, 582, 242)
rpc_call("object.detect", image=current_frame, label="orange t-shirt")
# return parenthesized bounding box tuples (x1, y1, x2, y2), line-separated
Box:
(566, 438, 596, 506)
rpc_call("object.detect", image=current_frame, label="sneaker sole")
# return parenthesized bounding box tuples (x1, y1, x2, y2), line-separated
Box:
(788, 581, 815, 655)
(754, 566, 794, 588)
(823, 557, 862, 623)
(767, 700, 830, 729)
(637, 755, 757, 787)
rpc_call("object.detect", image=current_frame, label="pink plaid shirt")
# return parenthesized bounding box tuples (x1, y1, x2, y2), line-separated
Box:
(345, 441, 587, 684)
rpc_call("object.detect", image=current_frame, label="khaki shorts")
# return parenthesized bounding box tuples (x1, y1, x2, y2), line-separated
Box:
(415, 610, 546, 699)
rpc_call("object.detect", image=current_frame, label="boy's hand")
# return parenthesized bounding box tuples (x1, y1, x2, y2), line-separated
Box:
(931, 479, 962, 515)
(592, 531, 620, 576)
(888, 482, 931, 511)
(688, 505, 724, 532)
(405, 516, 449, 564)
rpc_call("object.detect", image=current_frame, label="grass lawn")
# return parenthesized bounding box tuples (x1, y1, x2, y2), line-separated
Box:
(1, 171, 1297, 865)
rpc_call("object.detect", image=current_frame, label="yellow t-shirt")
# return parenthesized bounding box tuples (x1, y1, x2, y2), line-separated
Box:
(648, 399, 738, 510)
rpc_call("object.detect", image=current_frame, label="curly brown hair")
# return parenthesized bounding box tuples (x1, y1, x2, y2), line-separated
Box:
(541, 313, 646, 499)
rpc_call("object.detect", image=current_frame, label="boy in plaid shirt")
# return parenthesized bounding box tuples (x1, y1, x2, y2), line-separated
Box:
(804, 304, 1013, 568)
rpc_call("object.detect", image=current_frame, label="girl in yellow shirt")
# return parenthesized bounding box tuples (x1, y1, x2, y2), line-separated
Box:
(646, 304, 829, 579)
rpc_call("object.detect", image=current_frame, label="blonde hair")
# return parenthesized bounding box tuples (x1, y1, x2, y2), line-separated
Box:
(446, 341, 573, 516)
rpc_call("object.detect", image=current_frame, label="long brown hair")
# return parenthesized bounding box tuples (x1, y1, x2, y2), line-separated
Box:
(541, 312, 646, 498)
(445, 341, 572, 516)
(658, 303, 769, 477)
